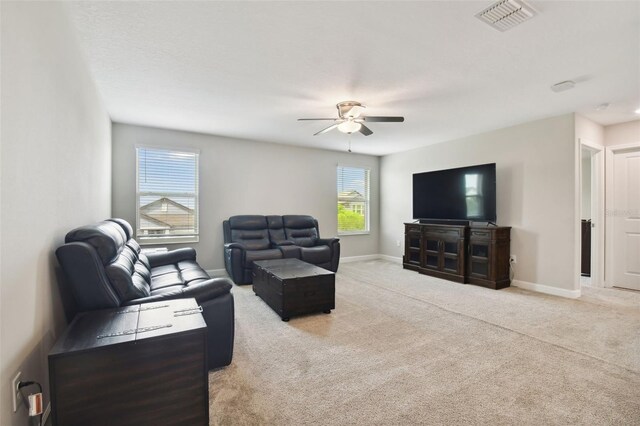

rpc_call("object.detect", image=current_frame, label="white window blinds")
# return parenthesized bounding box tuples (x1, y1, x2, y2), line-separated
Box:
(136, 147, 199, 243)
(337, 166, 370, 234)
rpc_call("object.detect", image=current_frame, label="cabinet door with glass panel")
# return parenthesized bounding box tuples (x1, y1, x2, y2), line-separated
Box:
(422, 228, 464, 274)
(404, 226, 422, 267)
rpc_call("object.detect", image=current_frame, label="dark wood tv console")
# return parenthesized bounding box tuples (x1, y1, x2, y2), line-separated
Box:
(403, 222, 511, 289)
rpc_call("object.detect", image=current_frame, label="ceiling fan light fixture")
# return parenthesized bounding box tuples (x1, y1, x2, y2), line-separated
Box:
(344, 105, 364, 118)
(338, 120, 362, 134)
(298, 100, 404, 137)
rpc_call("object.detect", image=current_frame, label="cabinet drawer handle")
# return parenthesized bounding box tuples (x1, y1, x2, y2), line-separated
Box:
(472, 231, 489, 237)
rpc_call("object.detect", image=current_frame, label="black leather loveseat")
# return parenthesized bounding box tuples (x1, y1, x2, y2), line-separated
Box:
(223, 215, 340, 284)
(56, 218, 234, 369)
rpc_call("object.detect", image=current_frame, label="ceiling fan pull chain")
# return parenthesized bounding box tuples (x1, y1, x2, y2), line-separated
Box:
(348, 134, 352, 153)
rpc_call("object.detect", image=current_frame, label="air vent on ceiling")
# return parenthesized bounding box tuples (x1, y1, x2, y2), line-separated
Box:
(475, 0, 537, 32)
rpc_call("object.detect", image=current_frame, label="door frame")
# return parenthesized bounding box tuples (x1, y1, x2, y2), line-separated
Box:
(578, 139, 605, 288)
(605, 141, 640, 287)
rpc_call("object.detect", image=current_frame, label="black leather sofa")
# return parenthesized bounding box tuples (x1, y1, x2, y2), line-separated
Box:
(56, 218, 234, 370)
(223, 215, 340, 284)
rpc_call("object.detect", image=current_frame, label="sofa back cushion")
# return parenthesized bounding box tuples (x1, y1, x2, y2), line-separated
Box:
(228, 215, 270, 250)
(107, 218, 134, 240)
(65, 220, 127, 264)
(65, 219, 152, 302)
(266, 215, 286, 244)
(105, 244, 152, 301)
(283, 215, 319, 247)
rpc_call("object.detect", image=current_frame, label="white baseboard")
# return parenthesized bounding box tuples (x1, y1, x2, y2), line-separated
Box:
(341, 254, 402, 264)
(512, 279, 581, 299)
(42, 402, 51, 424)
(340, 254, 381, 263)
(206, 268, 229, 278)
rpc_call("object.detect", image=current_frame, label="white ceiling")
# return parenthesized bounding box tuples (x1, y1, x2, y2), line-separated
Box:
(67, 1, 640, 156)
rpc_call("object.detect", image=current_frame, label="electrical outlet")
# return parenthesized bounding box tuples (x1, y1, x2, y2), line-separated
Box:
(12, 371, 22, 412)
(396, 240, 401, 247)
(510, 255, 517, 264)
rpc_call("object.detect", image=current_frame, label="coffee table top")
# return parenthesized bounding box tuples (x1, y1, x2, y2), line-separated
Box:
(253, 258, 334, 280)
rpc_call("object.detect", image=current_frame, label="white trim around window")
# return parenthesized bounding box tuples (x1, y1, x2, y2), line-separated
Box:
(337, 165, 371, 235)
(135, 146, 200, 245)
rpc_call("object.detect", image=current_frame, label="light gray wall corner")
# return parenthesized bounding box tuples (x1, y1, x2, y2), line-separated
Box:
(379, 114, 578, 292)
(604, 119, 640, 147)
(1, 3, 112, 425)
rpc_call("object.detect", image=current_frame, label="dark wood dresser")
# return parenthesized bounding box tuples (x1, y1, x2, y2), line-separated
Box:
(403, 222, 511, 289)
(48, 298, 208, 426)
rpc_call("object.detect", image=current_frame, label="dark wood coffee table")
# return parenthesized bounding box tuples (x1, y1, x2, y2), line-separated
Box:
(252, 258, 335, 321)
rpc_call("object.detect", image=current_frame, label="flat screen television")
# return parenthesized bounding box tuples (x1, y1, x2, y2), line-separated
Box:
(412, 163, 496, 222)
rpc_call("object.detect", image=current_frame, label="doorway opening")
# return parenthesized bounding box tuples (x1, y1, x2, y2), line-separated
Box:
(579, 140, 604, 289)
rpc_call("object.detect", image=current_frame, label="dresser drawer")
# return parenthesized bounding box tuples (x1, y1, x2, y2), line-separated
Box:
(424, 227, 465, 238)
(405, 224, 421, 233)
(470, 229, 491, 239)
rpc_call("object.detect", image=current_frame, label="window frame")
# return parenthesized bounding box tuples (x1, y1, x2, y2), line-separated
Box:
(337, 165, 371, 236)
(135, 145, 200, 245)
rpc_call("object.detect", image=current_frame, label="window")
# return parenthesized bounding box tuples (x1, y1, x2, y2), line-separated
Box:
(136, 147, 199, 244)
(337, 166, 370, 234)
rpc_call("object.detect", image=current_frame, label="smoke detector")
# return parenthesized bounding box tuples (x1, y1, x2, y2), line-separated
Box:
(550, 80, 576, 93)
(475, 0, 537, 32)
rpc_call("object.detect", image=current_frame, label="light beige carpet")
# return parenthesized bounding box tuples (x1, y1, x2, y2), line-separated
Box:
(209, 260, 640, 425)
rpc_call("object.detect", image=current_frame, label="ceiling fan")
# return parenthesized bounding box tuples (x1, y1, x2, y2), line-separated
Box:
(298, 101, 404, 136)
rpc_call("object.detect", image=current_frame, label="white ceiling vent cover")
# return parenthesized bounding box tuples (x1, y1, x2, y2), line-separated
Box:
(475, 0, 537, 32)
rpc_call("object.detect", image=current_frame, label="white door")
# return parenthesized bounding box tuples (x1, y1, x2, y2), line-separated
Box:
(612, 147, 640, 290)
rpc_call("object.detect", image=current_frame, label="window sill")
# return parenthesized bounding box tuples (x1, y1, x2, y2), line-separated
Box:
(137, 235, 199, 245)
(337, 232, 370, 236)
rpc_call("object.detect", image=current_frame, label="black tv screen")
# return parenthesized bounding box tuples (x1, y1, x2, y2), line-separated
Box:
(412, 163, 497, 222)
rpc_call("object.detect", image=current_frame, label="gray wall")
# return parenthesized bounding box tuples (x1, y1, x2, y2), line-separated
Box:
(380, 114, 577, 291)
(604, 119, 640, 147)
(112, 123, 380, 270)
(0, 3, 112, 425)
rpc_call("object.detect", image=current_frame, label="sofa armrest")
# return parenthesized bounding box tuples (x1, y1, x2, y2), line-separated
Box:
(278, 244, 301, 259)
(317, 237, 340, 246)
(224, 242, 247, 250)
(146, 247, 196, 268)
(123, 277, 232, 306)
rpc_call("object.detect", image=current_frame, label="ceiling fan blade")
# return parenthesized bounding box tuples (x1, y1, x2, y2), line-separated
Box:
(359, 124, 373, 136)
(314, 123, 340, 136)
(361, 116, 404, 122)
(298, 118, 337, 121)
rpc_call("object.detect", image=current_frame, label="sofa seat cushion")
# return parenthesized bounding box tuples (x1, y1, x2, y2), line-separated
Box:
(244, 249, 283, 268)
(149, 285, 184, 297)
(185, 278, 210, 287)
(151, 271, 183, 291)
(181, 268, 210, 283)
(178, 260, 202, 271)
(151, 264, 179, 278)
(299, 245, 331, 264)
